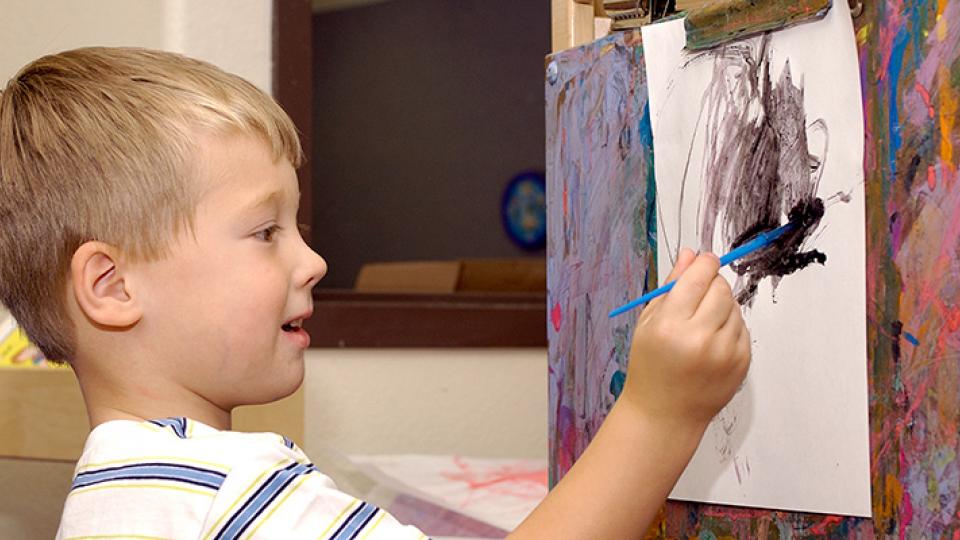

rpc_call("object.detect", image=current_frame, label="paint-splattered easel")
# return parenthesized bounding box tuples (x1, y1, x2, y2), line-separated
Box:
(547, 0, 960, 536)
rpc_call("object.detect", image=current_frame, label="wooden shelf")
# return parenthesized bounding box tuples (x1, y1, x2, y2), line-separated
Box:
(309, 289, 547, 348)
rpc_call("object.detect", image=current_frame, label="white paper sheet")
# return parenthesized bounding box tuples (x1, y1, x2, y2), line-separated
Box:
(351, 454, 547, 532)
(641, 4, 871, 516)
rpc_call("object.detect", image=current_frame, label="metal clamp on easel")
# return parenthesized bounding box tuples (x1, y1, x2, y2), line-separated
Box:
(849, 0, 864, 18)
(570, 0, 658, 30)
(578, 0, 865, 43)
(603, 1, 653, 30)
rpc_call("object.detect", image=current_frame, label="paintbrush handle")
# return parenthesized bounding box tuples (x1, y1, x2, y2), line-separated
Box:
(607, 222, 795, 318)
(718, 222, 794, 266)
(608, 281, 677, 318)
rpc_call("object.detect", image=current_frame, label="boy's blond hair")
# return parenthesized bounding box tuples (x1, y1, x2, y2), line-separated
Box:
(0, 47, 303, 362)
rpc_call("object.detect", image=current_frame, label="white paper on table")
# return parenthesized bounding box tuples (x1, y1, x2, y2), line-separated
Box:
(640, 4, 871, 516)
(350, 454, 547, 532)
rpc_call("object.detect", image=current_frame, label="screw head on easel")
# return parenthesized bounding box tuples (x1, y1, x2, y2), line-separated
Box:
(848, 0, 863, 17)
(547, 61, 559, 85)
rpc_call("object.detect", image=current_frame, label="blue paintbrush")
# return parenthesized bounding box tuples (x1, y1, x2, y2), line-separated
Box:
(608, 222, 796, 318)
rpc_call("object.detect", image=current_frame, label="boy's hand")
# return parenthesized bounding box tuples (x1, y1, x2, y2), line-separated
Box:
(511, 248, 752, 539)
(622, 248, 751, 431)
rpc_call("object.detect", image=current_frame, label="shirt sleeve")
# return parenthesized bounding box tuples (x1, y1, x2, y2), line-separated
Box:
(199, 453, 427, 540)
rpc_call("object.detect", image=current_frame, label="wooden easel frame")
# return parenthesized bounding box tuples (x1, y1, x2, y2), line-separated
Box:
(551, 0, 613, 53)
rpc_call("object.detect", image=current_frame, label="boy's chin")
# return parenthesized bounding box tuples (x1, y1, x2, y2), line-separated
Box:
(232, 365, 305, 407)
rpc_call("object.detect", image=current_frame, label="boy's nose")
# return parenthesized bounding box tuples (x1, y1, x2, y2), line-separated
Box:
(298, 243, 327, 289)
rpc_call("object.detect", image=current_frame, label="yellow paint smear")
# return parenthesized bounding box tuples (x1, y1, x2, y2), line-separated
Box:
(877, 472, 904, 522)
(938, 0, 949, 41)
(939, 65, 958, 172)
(857, 24, 871, 46)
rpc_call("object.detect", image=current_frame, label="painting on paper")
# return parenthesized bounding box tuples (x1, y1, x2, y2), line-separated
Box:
(640, 3, 870, 516)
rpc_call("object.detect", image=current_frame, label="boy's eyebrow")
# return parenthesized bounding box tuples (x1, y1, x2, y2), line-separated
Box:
(240, 190, 285, 213)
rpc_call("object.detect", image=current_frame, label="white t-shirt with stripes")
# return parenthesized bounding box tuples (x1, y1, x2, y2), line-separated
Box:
(57, 417, 428, 540)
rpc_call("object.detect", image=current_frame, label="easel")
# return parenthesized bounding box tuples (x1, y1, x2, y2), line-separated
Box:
(546, 0, 960, 536)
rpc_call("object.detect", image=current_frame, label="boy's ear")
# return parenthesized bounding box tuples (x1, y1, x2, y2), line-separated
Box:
(70, 241, 142, 328)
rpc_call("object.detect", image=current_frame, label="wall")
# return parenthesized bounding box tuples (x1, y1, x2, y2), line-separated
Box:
(0, 0, 272, 95)
(304, 348, 547, 459)
(311, 0, 550, 288)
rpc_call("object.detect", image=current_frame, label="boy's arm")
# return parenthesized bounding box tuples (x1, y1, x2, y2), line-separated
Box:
(511, 250, 751, 539)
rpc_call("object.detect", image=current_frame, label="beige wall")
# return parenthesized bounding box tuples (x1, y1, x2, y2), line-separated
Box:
(1, 0, 272, 94)
(304, 348, 547, 460)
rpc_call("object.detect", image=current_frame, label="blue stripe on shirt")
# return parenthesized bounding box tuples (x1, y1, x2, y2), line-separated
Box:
(213, 461, 317, 540)
(73, 462, 226, 491)
(329, 502, 379, 540)
(149, 417, 188, 438)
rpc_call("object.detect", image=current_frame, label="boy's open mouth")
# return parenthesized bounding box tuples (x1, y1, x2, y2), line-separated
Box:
(281, 320, 303, 332)
(280, 312, 312, 348)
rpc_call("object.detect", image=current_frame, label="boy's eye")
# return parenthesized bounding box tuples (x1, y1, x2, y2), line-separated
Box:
(254, 225, 280, 242)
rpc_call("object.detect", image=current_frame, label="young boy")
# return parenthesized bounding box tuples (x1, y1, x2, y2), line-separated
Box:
(0, 47, 750, 539)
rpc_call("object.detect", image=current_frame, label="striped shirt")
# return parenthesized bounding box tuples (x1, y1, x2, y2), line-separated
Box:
(57, 417, 428, 540)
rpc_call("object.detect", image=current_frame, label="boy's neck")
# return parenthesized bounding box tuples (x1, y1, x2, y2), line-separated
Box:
(86, 403, 231, 431)
(72, 359, 233, 431)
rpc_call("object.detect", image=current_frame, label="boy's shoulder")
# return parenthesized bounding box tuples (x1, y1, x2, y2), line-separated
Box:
(59, 417, 325, 539)
(59, 417, 427, 539)
(68, 416, 317, 501)
(77, 416, 307, 468)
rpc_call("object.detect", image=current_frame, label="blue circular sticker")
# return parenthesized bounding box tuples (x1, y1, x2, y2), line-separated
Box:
(501, 171, 546, 250)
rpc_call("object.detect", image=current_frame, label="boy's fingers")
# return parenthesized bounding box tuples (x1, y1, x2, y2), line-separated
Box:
(662, 253, 721, 319)
(693, 275, 735, 330)
(647, 248, 696, 312)
(722, 299, 744, 334)
(667, 248, 697, 282)
(736, 325, 752, 373)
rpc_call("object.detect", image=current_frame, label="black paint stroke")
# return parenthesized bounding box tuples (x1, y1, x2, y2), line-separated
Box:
(689, 35, 831, 306)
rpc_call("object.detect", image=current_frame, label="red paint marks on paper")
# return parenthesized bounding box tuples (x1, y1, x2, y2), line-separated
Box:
(440, 456, 548, 504)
